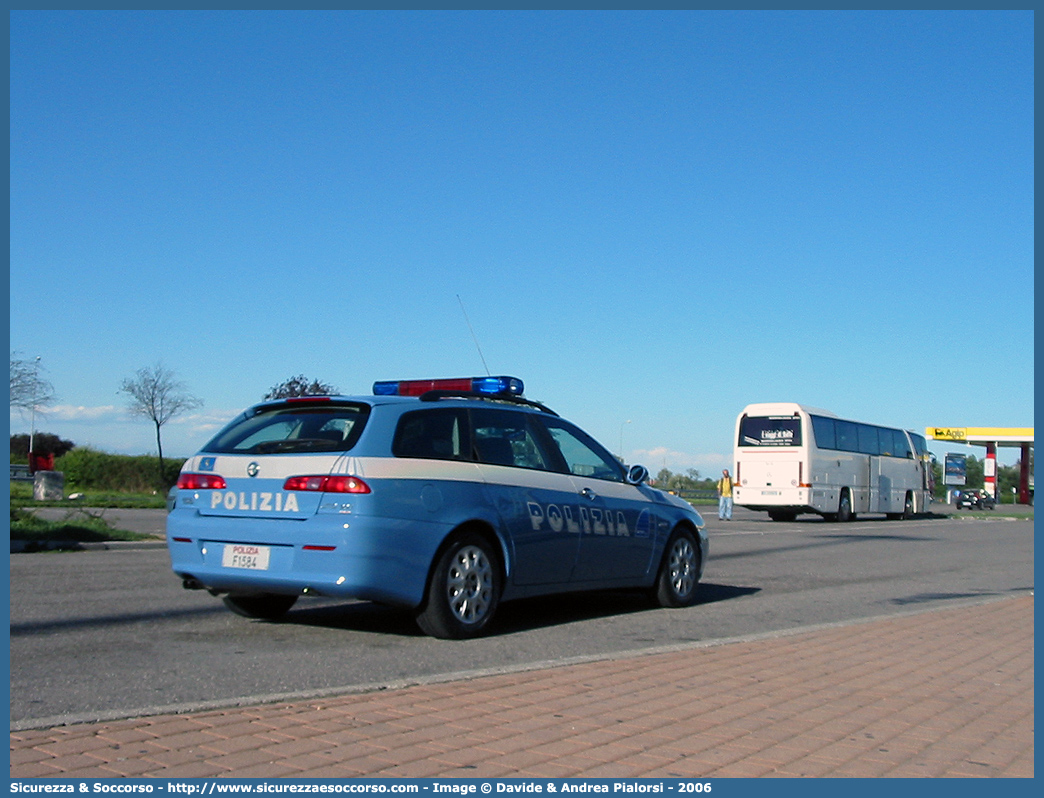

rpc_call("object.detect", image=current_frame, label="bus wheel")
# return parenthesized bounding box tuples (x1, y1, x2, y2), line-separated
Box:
(902, 492, 914, 520)
(837, 491, 854, 523)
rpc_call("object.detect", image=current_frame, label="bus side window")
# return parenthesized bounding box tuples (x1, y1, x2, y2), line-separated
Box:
(895, 431, 913, 459)
(811, 416, 836, 450)
(909, 433, 927, 459)
(857, 424, 880, 455)
(835, 420, 859, 452)
(879, 428, 895, 457)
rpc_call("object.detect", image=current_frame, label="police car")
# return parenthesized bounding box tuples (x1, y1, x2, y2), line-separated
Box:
(167, 377, 707, 639)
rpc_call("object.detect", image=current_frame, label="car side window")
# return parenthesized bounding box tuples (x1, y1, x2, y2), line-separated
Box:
(393, 408, 469, 460)
(539, 417, 625, 482)
(470, 408, 553, 470)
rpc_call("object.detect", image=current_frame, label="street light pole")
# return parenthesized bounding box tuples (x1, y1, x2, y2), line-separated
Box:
(28, 356, 41, 464)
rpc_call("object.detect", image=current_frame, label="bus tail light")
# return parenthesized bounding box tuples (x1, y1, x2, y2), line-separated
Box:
(796, 463, 811, 488)
(284, 475, 371, 494)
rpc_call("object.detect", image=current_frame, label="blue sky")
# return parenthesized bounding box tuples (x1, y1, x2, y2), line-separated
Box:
(9, 10, 1034, 472)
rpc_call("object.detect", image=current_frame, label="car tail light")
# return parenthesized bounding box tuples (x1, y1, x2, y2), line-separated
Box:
(283, 475, 371, 494)
(178, 473, 227, 490)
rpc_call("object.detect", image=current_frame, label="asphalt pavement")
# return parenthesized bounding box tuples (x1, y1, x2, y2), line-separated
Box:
(10, 503, 1035, 778)
(10, 594, 1033, 778)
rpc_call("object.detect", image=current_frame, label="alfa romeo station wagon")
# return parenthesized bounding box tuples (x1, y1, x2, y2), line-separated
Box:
(167, 377, 707, 638)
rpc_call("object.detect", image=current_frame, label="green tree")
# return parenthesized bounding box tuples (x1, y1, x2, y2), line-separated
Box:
(264, 375, 338, 401)
(964, 455, 985, 489)
(653, 467, 711, 494)
(997, 462, 1030, 503)
(10, 433, 75, 461)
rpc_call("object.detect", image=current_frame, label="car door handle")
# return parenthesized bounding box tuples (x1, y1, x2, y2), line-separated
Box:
(580, 487, 597, 500)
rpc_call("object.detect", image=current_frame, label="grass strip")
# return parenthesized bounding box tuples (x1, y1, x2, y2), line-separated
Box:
(9, 508, 154, 543)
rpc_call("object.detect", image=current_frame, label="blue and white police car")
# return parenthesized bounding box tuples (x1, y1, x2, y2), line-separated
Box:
(167, 377, 707, 638)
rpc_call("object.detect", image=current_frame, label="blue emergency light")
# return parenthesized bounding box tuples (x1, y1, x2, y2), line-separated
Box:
(372, 376, 524, 397)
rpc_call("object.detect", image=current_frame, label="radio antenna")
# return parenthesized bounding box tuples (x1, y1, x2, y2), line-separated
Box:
(457, 294, 491, 376)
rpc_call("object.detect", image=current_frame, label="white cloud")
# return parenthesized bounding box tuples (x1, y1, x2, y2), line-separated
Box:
(32, 404, 120, 422)
(183, 409, 240, 436)
(631, 447, 730, 474)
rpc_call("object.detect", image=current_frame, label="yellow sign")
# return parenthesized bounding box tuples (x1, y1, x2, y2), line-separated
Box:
(926, 426, 1034, 444)
(929, 427, 967, 441)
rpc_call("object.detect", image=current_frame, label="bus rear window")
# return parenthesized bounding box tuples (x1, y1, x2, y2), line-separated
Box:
(738, 416, 802, 447)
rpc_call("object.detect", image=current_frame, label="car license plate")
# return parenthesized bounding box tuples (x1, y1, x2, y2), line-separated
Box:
(762, 490, 780, 496)
(222, 544, 271, 570)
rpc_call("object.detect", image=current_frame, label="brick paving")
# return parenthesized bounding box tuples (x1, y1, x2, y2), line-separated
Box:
(10, 595, 1033, 779)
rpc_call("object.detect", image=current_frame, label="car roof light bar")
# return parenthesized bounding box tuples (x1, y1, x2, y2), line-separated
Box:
(373, 376, 524, 397)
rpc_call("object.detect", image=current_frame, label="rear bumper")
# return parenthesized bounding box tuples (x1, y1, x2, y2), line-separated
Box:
(734, 486, 810, 509)
(734, 485, 844, 516)
(167, 509, 449, 608)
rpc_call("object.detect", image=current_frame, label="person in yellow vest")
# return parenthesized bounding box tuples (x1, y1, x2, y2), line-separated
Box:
(717, 468, 734, 521)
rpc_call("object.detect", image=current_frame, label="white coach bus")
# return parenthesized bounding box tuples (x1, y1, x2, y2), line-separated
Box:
(733, 403, 934, 522)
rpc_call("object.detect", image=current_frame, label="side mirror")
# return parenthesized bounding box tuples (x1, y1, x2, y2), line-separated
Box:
(626, 464, 649, 485)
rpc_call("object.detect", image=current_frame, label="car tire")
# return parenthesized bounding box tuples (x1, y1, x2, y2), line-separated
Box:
(416, 532, 501, 639)
(652, 527, 701, 608)
(902, 492, 914, 520)
(222, 593, 298, 620)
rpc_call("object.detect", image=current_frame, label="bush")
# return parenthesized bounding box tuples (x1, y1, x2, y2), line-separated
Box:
(55, 448, 185, 493)
(9, 506, 152, 543)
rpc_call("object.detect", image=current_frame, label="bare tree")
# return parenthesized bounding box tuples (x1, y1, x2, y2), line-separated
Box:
(120, 364, 202, 481)
(10, 352, 56, 411)
(264, 375, 338, 401)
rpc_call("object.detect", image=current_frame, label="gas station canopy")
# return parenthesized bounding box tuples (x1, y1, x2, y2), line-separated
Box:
(926, 427, 1033, 503)
(926, 427, 1033, 446)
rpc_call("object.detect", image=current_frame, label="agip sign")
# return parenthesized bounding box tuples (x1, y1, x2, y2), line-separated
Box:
(931, 427, 967, 441)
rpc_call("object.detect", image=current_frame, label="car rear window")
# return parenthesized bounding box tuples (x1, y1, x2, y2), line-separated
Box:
(202, 402, 370, 454)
